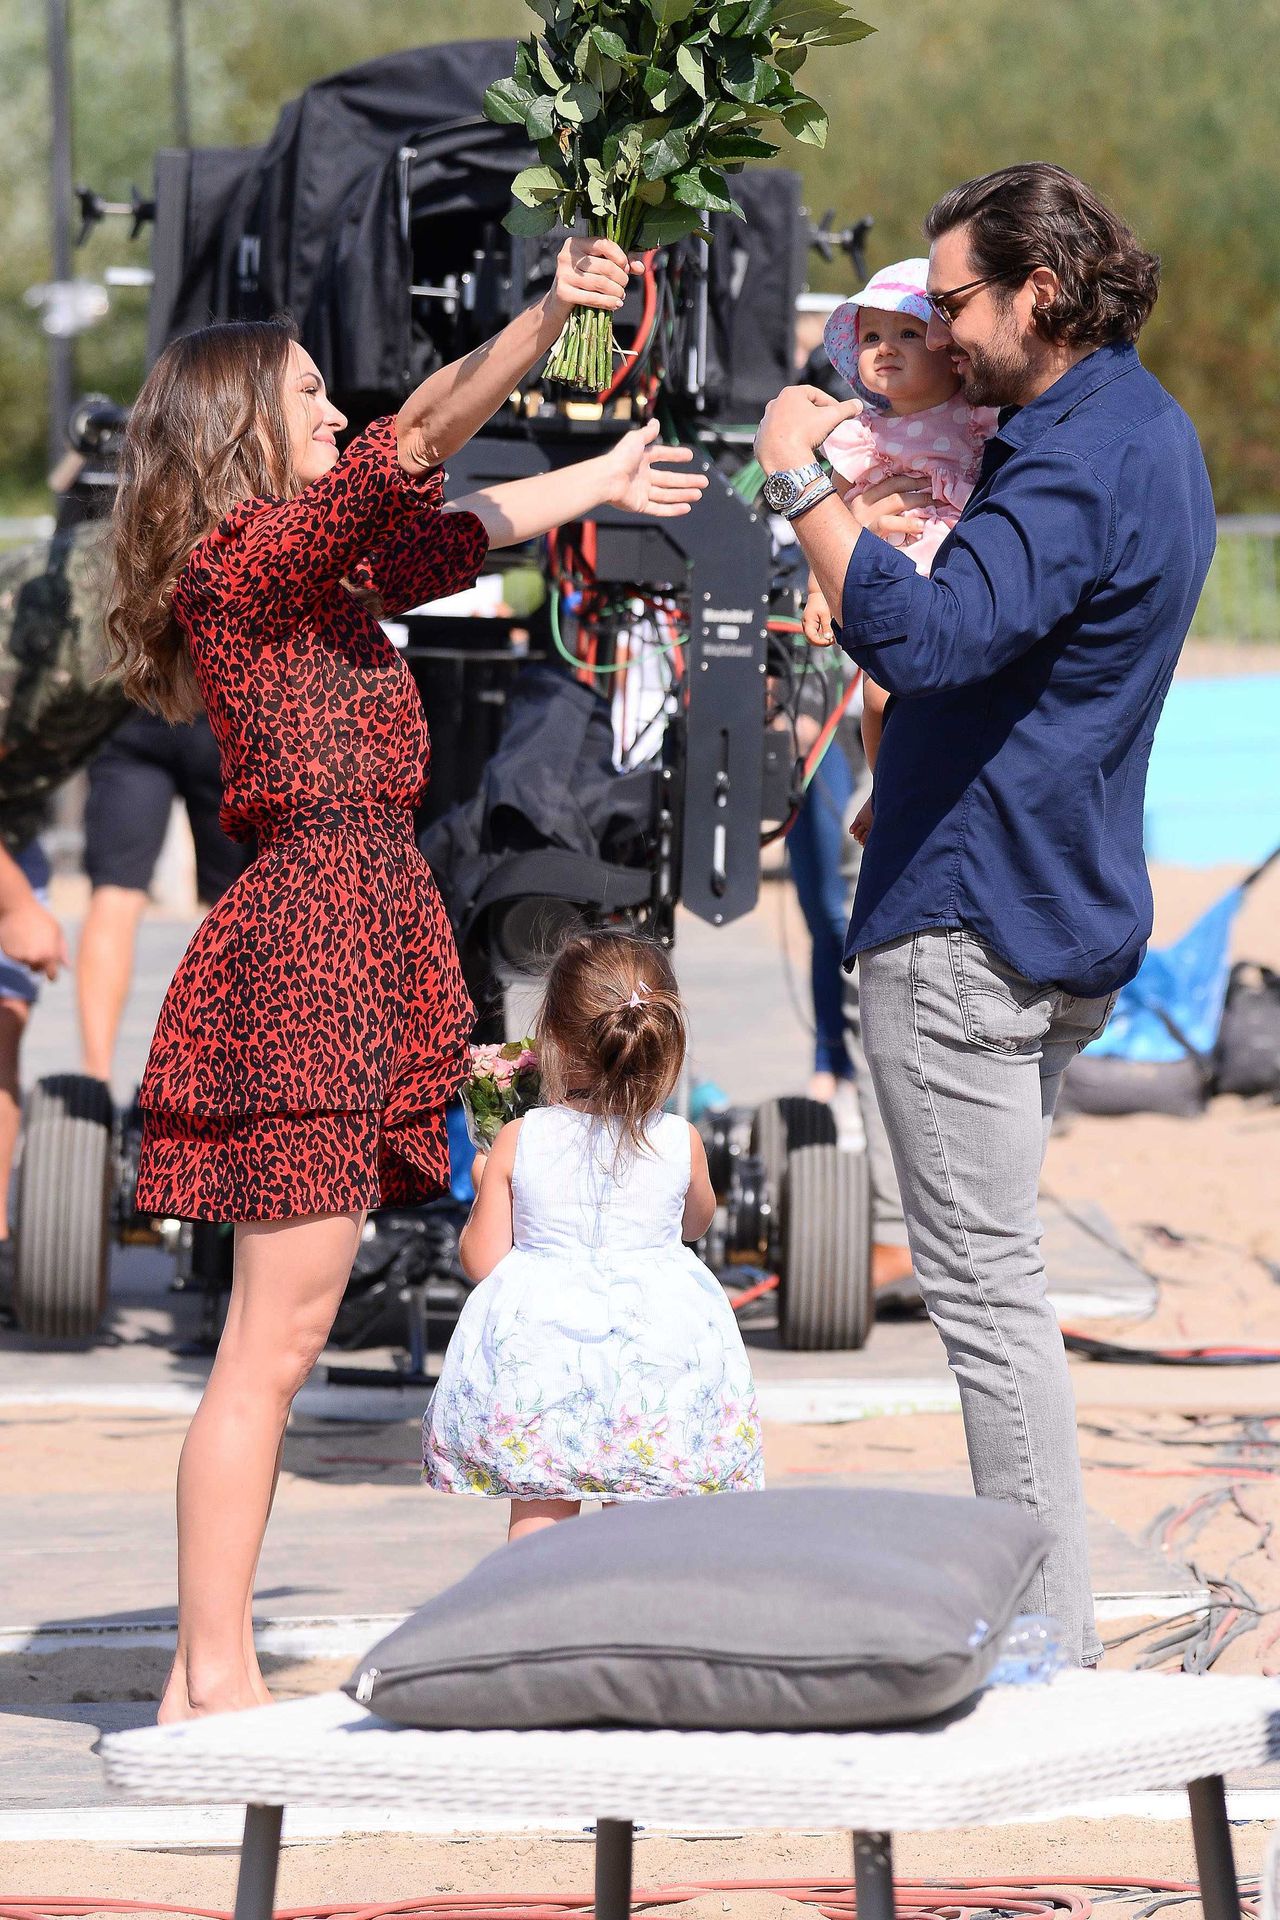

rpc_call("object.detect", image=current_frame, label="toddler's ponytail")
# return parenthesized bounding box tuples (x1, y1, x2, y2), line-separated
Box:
(536, 931, 685, 1154)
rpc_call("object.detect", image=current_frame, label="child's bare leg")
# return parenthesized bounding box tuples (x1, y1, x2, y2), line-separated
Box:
(159, 1211, 363, 1722)
(508, 1497, 580, 1542)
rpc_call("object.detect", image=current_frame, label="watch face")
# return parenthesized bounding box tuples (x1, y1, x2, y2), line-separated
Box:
(763, 472, 799, 512)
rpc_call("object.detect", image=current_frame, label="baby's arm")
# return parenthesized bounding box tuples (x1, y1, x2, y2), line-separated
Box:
(682, 1126, 717, 1242)
(860, 675, 890, 770)
(458, 1119, 520, 1281)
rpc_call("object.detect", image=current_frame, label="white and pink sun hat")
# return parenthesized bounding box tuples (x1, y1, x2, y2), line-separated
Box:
(823, 258, 934, 391)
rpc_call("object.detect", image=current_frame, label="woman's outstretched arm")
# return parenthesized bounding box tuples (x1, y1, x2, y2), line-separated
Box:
(396, 238, 638, 474)
(445, 421, 707, 549)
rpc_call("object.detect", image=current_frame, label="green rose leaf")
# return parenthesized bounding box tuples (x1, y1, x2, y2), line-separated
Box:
(641, 125, 692, 178)
(484, 78, 535, 126)
(705, 130, 778, 160)
(590, 24, 631, 61)
(773, 43, 808, 72)
(504, 200, 562, 237)
(526, 92, 559, 141)
(672, 163, 738, 212)
(721, 44, 773, 102)
(555, 79, 603, 123)
(535, 39, 562, 87)
(511, 164, 567, 206)
(780, 93, 828, 143)
(635, 176, 668, 203)
(634, 202, 713, 246)
(677, 45, 709, 95)
(603, 124, 645, 175)
(645, 0, 701, 21)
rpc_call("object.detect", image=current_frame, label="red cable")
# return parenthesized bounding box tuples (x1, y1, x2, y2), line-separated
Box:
(727, 1272, 781, 1310)
(601, 253, 659, 403)
(0, 1878, 1259, 1920)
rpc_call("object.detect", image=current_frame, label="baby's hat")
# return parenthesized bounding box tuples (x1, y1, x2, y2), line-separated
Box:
(823, 259, 933, 391)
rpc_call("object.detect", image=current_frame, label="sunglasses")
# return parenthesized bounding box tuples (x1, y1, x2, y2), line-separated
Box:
(925, 273, 1010, 328)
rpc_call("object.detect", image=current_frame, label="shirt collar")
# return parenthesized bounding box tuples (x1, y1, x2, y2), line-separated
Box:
(989, 339, 1139, 452)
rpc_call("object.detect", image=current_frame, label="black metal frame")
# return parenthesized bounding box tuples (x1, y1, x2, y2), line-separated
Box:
(228, 1773, 1243, 1920)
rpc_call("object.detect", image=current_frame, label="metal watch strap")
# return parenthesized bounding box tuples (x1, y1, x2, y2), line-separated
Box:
(783, 477, 836, 522)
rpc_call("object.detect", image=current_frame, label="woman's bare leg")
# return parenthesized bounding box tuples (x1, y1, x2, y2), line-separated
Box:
(158, 1211, 363, 1721)
(508, 1497, 580, 1542)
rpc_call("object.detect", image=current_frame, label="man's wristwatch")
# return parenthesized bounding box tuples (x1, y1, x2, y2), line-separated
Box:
(761, 460, 827, 517)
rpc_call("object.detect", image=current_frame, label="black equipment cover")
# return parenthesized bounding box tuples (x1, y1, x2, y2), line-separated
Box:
(146, 40, 796, 415)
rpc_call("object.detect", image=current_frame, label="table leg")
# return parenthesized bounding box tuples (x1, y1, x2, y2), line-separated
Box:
(595, 1818, 635, 1920)
(1188, 1776, 1241, 1920)
(853, 1831, 896, 1920)
(233, 1804, 284, 1920)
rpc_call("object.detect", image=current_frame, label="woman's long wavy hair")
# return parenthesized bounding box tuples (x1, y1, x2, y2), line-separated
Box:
(925, 163, 1160, 350)
(535, 930, 686, 1157)
(106, 319, 301, 721)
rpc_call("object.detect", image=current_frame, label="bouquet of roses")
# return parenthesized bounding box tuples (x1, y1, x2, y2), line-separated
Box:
(485, 0, 872, 394)
(461, 1039, 542, 1152)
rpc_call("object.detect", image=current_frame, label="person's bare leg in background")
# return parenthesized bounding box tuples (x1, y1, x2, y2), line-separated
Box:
(78, 884, 148, 1083)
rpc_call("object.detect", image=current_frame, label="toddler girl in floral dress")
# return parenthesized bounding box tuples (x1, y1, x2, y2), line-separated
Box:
(423, 930, 763, 1540)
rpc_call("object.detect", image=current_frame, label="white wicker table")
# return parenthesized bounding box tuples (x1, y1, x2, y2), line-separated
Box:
(99, 1672, 1280, 1920)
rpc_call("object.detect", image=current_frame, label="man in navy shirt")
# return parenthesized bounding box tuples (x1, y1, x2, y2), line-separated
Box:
(756, 164, 1215, 1664)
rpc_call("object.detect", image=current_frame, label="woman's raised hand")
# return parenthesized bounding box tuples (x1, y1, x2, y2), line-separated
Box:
(604, 420, 709, 518)
(548, 237, 643, 326)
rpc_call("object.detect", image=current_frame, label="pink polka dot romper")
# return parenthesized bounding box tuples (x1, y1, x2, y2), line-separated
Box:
(823, 398, 999, 575)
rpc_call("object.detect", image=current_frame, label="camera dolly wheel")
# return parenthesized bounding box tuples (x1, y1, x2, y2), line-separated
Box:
(13, 1074, 114, 1339)
(751, 1095, 872, 1351)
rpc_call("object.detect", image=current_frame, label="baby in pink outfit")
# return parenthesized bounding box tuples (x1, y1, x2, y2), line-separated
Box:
(805, 259, 997, 773)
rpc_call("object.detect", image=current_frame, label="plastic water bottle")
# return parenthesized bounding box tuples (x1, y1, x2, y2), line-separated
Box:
(985, 1614, 1070, 1686)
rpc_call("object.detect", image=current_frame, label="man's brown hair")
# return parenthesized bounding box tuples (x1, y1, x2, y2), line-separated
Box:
(925, 163, 1160, 350)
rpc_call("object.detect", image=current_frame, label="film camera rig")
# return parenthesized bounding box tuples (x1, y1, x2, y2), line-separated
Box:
(14, 40, 879, 1357)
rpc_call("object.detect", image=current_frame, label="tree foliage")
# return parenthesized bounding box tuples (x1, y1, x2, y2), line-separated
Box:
(0, 0, 1276, 506)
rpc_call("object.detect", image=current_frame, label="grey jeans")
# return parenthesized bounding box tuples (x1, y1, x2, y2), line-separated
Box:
(858, 928, 1117, 1666)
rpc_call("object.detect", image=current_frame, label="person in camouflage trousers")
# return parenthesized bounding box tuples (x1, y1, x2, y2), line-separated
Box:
(0, 511, 126, 1266)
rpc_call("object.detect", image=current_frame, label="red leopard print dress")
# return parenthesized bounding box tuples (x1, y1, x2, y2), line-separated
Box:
(135, 417, 490, 1221)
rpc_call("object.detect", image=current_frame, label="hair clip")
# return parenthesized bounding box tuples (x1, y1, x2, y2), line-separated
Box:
(626, 981, 651, 1009)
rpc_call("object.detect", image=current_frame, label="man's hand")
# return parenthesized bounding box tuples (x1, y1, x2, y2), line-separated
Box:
(755, 386, 862, 473)
(545, 237, 642, 334)
(0, 898, 67, 981)
(603, 420, 708, 518)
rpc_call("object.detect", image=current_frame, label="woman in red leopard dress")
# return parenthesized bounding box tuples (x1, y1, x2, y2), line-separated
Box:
(106, 237, 706, 1720)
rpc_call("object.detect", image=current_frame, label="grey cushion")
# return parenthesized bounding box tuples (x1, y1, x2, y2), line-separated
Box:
(345, 1489, 1048, 1732)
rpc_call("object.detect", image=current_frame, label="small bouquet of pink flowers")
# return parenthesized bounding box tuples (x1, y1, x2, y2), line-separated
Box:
(461, 1038, 541, 1152)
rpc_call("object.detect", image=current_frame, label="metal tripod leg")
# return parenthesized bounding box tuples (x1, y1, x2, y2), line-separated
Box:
(233, 1804, 284, 1920)
(594, 1818, 635, 1920)
(1188, 1775, 1241, 1920)
(853, 1830, 896, 1920)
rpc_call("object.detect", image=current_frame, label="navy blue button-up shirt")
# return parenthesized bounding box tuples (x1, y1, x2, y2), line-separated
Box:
(834, 340, 1216, 997)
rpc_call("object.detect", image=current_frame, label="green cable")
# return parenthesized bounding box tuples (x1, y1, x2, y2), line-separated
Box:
(549, 587, 683, 675)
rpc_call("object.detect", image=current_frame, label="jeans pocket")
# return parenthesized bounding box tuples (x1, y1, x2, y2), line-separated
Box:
(948, 929, 1056, 1056)
(1072, 989, 1119, 1053)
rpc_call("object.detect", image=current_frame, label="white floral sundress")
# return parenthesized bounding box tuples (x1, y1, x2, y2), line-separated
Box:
(422, 1106, 764, 1500)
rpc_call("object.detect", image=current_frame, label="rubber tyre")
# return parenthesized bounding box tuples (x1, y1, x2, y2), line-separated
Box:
(778, 1142, 872, 1351)
(750, 1095, 838, 1204)
(14, 1074, 114, 1339)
